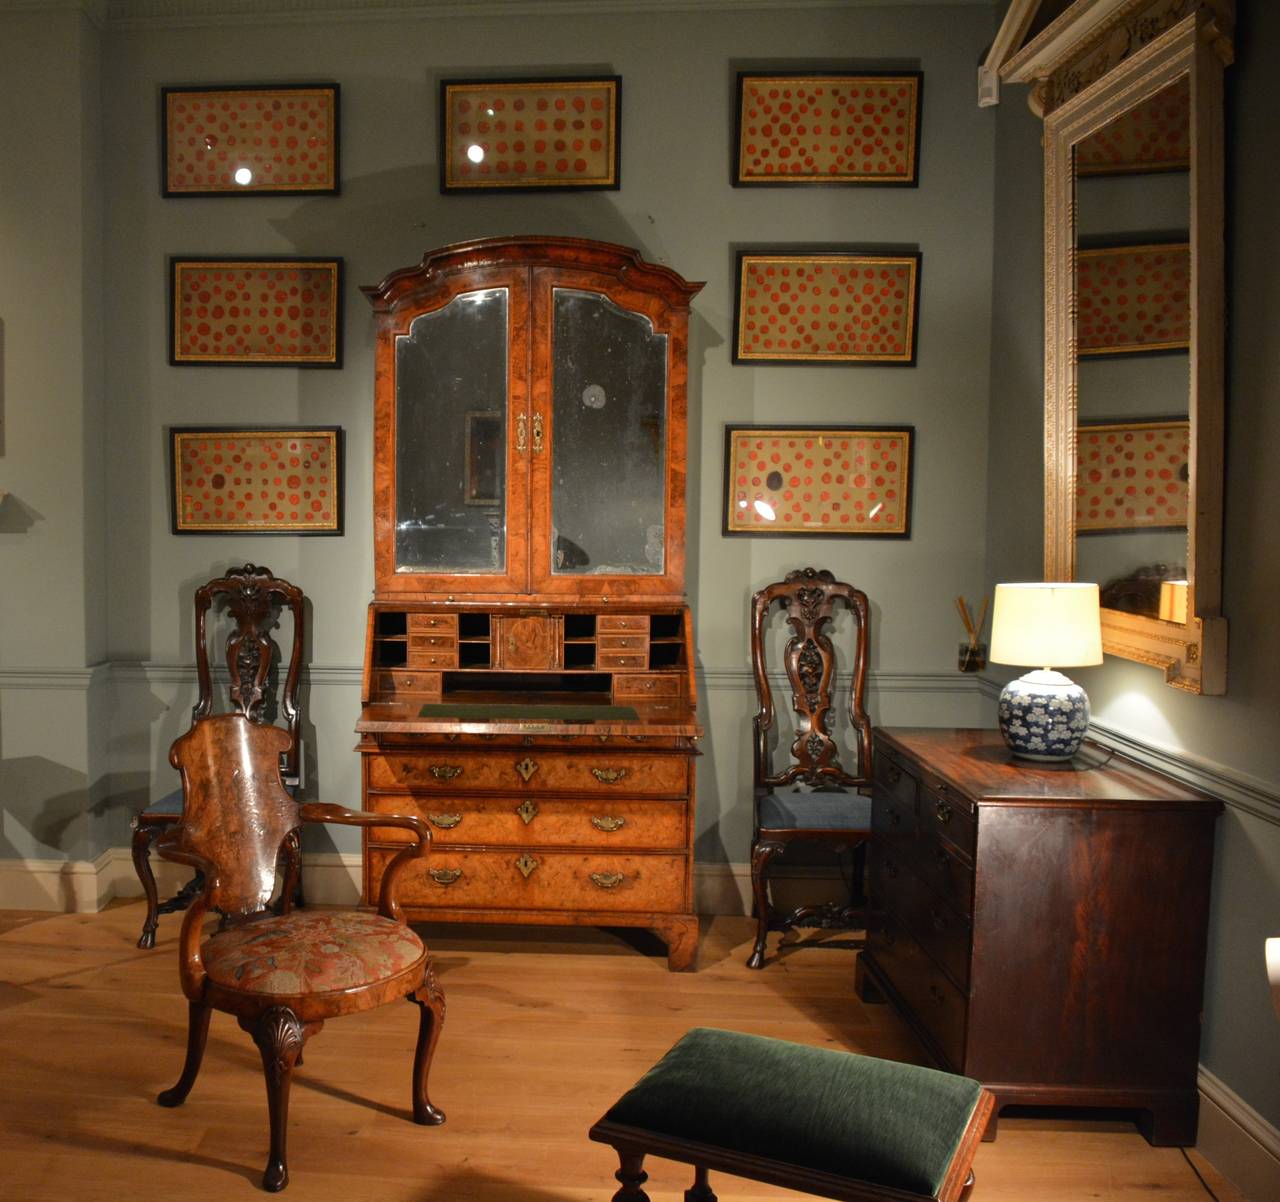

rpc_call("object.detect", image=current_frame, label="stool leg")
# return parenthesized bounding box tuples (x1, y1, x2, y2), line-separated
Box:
(611, 1150, 650, 1201)
(685, 1165, 717, 1201)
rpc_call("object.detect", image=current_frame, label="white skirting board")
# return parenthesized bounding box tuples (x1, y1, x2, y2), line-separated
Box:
(3, 848, 1276, 1196)
(1196, 1067, 1280, 1201)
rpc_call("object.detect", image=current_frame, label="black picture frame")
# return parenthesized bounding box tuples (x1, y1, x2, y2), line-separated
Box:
(169, 425, 344, 535)
(161, 82, 340, 198)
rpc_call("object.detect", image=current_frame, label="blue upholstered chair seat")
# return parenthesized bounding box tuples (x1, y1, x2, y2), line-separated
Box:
(758, 789, 872, 831)
(141, 787, 184, 817)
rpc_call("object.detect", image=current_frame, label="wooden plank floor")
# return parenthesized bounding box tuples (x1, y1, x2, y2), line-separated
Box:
(0, 903, 1242, 1201)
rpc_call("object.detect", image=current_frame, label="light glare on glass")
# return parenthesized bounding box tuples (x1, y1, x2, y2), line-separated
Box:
(466, 144, 485, 164)
(233, 166, 253, 185)
(753, 499, 776, 521)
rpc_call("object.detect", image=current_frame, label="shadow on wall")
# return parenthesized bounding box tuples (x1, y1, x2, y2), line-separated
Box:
(0, 491, 40, 535)
(0, 755, 94, 864)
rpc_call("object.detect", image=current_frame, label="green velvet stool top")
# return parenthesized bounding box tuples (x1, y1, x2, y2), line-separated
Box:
(590, 1027, 994, 1202)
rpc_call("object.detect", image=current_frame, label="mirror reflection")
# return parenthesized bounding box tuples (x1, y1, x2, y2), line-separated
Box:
(1073, 76, 1191, 621)
(550, 289, 667, 575)
(395, 288, 509, 573)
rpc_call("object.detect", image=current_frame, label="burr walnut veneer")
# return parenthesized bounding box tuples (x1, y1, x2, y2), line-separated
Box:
(358, 238, 703, 970)
(856, 727, 1221, 1146)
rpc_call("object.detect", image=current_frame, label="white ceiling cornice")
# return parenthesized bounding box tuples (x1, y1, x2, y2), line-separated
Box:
(0, 0, 995, 32)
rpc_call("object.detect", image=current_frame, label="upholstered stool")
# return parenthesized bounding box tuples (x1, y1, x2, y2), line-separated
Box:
(589, 1028, 993, 1202)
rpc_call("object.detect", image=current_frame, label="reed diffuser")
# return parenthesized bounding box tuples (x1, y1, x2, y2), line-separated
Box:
(956, 595, 988, 672)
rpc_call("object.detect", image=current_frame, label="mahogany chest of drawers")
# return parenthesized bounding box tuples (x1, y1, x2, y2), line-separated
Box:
(856, 727, 1221, 1145)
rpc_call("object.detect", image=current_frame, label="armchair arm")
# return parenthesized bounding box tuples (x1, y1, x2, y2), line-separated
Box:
(298, 802, 430, 922)
(153, 829, 217, 1000)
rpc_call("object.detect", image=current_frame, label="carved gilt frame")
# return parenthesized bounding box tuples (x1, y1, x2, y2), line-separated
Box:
(1005, 0, 1231, 693)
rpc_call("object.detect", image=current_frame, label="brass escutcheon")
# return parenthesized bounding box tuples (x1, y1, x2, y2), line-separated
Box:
(516, 412, 528, 452)
(514, 756, 538, 782)
(591, 767, 628, 784)
(590, 872, 625, 890)
(514, 853, 539, 879)
(429, 763, 463, 781)
(515, 798, 539, 825)
(532, 411, 544, 452)
(591, 815, 626, 833)
(428, 813, 462, 829)
(428, 867, 462, 886)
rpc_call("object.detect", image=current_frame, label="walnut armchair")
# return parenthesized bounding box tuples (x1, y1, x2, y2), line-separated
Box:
(132, 563, 306, 949)
(154, 712, 445, 1192)
(747, 568, 874, 969)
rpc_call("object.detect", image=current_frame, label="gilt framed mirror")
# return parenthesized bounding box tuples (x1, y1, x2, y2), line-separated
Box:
(1003, 0, 1233, 693)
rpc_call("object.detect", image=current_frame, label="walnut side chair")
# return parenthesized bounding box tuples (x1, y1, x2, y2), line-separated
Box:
(154, 712, 446, 1192)
(131, 563, 306, 949)
(747, 568, 874, 969)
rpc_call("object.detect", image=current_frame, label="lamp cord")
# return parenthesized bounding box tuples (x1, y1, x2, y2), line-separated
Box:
(1180, 1147, 1222, 1201)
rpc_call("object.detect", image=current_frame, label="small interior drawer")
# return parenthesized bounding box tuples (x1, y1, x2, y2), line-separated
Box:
(597, 615, 649, 632)
(408, 613, 459, 632)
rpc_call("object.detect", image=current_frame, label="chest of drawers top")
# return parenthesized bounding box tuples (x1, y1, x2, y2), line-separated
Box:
(875, 727, 1220, 814)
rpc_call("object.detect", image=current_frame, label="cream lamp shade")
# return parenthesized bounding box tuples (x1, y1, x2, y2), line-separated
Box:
(990, 583, 1103, 670)
(1158, 580, 1189, 624)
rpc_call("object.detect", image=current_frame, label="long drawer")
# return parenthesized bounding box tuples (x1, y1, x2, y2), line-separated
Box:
(866, 913, 968, 1072)
(366, 846, 688, 914)
(366, 750, 689, 796)
(366, 793, 687, 849)
(871, 842, 971, 989)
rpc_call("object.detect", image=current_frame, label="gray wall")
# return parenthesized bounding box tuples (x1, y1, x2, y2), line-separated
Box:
(85, 0, 996, 868)
(987, 0, 1280, 1133)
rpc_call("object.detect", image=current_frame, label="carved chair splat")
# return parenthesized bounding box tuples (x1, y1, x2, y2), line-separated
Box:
(747, 568, 873, 969)
(131, 564, 306, 949)
(155, 713, 445, 1192)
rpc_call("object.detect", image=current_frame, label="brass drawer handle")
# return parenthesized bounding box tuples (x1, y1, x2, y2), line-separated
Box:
(515, 799, 539, 825)
(514, 757, 538, 782)
(591, 815, 626, 833)
(935, 798, 953, 824)
(591, 767, 628, 784)
(936, 848, 951, 870)
(886, 763, 902, 785)
(928, 983, 947, 1004)
(930, 907, 947, 932)
(516, 412, 528, 453)
(515, 853, 539, 879)
(590, 872, 626, 890)
(888, 808, 902, 827)
(428, 813, 462, 830)
(429, 763, 463, 782)
(428, 867, 462, 886)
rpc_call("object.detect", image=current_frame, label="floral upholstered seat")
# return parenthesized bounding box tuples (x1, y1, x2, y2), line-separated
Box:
(204, 910, 426, 999)
(154, 714, 445, 1191)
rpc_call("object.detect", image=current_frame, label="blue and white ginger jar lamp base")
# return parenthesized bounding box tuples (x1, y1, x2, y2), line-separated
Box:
(998, 669, 1089, 762)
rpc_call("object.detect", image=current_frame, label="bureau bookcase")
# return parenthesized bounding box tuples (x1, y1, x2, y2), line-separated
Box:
(357, 238, 704, 970)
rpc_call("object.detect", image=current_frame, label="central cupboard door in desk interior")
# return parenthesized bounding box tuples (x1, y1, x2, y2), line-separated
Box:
(361, 741, 695, 915)
(365, 242, 698, 599)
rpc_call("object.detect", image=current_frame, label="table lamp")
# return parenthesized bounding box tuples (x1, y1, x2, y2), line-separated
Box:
(989, 582, 1103, 761)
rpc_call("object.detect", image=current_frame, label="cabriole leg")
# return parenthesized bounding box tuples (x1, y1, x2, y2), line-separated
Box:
(747, 840, 784, 969)
(131, 821, 161, 949)
(157, 999, 212, 1107)
(408, 961, 446, 1125)
(250, 1006, 305, 1192)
